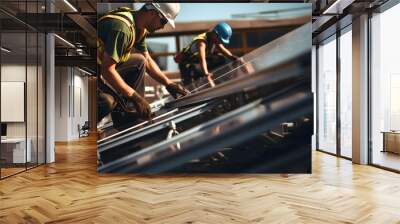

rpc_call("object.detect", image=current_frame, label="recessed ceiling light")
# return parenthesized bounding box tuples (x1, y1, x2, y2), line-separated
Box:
(1, 47, 11, 53)
(54, 34, 75, 48)
(63, 0, 78, 12)
(78, 67, 93, 76)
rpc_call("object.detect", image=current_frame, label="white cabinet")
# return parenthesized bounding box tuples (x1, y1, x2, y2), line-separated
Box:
(1, 138, 32, 163)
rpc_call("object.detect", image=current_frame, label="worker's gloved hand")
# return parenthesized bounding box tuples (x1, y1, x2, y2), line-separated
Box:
(127, 92, 152, 120)
(230, 55, 240, 61)
(166, 83, 190, 99)
(232, 57, 244, 66)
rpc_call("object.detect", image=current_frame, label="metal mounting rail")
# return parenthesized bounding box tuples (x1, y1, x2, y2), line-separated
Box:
(98, 90, 313, 173)
(98, 102, 216, 153)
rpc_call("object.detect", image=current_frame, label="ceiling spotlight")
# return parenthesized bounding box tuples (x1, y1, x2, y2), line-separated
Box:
(322, 0, 355, 15)
(78, 67, 93, 76)
(54, 34, 75, 48)
(63, 0, 78, 12)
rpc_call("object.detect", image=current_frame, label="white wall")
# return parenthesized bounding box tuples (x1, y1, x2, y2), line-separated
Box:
(55, 67, 89, 141)
(55, 66, 69, 141)
(1, 64, 29, 138)
(74, 73, 89, 137)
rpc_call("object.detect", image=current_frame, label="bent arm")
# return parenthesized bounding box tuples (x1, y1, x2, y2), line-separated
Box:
(198, 41, 210, 75)
(198, 42, 215, 87)
(217, 44, 238, 61)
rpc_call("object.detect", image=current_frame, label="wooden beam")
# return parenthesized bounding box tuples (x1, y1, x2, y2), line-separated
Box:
(149, 47, 255, 58)
(67, 13, 97, 47)
(175, 35, 180, 52)
(150, 16, 310, 37)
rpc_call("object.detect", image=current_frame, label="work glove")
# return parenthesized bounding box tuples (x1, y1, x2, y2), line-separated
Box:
(166, 83, 190, 99)
(127, 92, 152, 120)
(230, 55, 240, 61)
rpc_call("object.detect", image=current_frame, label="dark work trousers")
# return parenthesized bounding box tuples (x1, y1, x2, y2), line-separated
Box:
(179, 54, 229, 86)
(97, 54, 146, 129)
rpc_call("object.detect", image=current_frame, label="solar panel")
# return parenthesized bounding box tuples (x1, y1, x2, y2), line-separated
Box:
(97, 23, 312, 173)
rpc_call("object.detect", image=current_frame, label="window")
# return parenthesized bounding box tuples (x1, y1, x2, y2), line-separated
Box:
(317, 35, 337, 154)
(339, 27, 352, 158)
(370, 3, 400, 171)
(0, 0, 46, 179)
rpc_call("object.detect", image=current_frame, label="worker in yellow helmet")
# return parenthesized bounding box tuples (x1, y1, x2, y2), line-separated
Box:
(175, 22, 241, 87)
(97, 3, 190, 128)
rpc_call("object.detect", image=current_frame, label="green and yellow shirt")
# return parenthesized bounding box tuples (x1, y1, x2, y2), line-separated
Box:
(180, 32, 217, 64)
(97, 9, 148, 65)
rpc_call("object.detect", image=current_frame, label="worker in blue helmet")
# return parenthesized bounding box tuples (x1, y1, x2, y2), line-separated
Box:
(175, 22, 241, 87)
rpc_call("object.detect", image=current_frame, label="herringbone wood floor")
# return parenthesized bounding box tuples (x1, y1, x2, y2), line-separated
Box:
(1, 136, 400, 224)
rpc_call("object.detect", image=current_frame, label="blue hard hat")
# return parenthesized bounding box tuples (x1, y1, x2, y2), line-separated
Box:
(213, 22, 232, 44)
